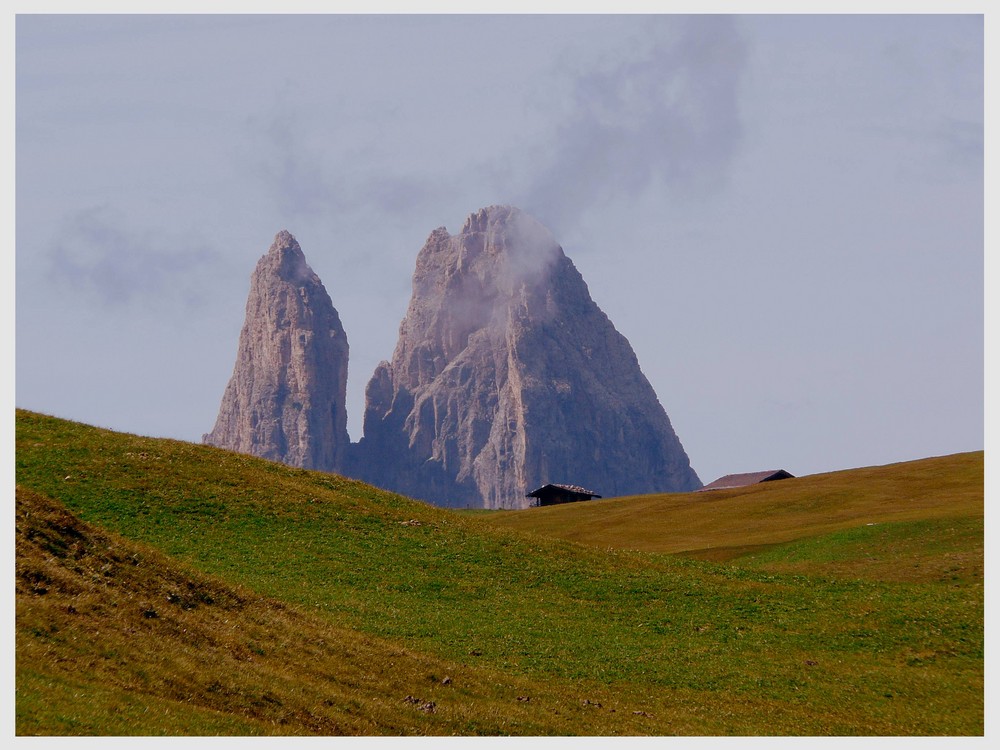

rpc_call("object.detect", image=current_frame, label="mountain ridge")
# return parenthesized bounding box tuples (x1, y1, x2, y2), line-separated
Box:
(205, 206, 700, 507)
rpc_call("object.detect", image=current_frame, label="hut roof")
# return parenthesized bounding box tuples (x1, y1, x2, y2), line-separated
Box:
(697, 470, 794, 492)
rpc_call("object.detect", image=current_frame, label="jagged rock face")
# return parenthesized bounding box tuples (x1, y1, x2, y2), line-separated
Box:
(204, 231, 349, 472)
(356, 206, 701, 508)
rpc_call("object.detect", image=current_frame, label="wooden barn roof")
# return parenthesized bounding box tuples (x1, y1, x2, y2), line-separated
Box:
(696, 470, 794, 492)
(526, 483, 602, 498)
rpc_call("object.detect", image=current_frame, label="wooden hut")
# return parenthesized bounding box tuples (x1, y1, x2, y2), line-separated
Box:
(526, 483, 602, 507)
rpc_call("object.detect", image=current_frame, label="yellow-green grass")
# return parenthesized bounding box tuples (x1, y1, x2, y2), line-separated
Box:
(15, 485, 671, 736)
(479, 453, 983, 567)
(736, 516, 983, 584)
(15, 410, 984, 735)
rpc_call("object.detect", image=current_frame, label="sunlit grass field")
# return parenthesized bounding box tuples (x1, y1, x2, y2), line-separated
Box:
(480, 452, 983, 565)
(15, 410, 983, 735)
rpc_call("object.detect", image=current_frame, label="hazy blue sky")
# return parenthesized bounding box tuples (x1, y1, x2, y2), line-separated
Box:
(14, 11, 985, 486)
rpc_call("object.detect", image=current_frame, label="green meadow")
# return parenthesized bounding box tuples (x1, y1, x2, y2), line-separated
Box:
(15, 410, 983, 735)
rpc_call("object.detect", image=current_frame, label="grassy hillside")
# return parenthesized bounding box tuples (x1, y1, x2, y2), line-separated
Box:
(480, 453, 983, 566)
(15, 410, 983, 735)
(15, 484, 658, 735)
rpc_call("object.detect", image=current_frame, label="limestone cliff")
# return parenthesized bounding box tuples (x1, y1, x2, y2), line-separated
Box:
(203, 231, 350, 472)
(354, 206, 700, 507)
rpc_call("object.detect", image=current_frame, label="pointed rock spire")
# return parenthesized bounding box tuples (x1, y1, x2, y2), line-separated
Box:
(355, 205, 701, 508)
(204, 231, 350, 472)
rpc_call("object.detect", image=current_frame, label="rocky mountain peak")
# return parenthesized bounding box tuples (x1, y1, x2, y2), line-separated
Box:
(355, 206, 700, 508)
(203, 231, 350, 472)
(208, 210, 700, 509)
(260, 230, 316, 285)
